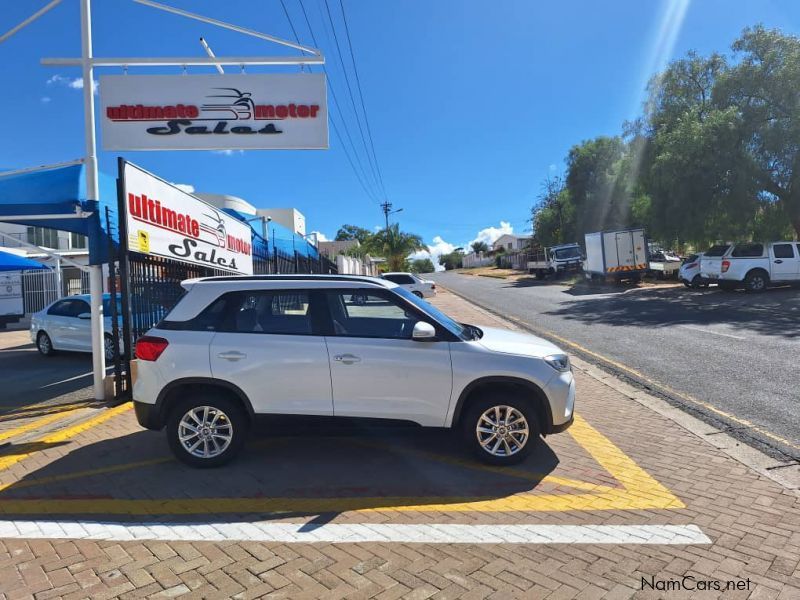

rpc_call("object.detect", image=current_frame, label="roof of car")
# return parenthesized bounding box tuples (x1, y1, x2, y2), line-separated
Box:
(382, 272, 414, 276)
(183, 274, 395, 288)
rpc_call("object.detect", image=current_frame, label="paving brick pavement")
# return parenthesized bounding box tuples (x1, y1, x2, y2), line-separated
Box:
(0, 288, 797, 598)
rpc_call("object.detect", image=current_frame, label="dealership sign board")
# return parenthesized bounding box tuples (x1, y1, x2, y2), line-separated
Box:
(101, 74, 328, 150)
(122, 162, 253, 275)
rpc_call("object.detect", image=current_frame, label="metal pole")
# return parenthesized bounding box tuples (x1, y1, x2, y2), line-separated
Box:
(81, 0, 106, 401)
(199, 37, 224, 75)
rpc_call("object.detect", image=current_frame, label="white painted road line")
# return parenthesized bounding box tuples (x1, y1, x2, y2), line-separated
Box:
(0, 521, 711, 545)
(678, 325, 747, 340)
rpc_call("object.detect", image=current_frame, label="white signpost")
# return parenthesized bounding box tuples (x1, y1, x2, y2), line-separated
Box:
(101, 74, 328, 151)
(1, 0, 326, 400)
(123, 163, 254, 275)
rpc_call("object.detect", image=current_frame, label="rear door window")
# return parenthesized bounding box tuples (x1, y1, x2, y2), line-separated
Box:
(384, 274, 416, 285)
(222, 291, 314, 335)
(773, 244, 795, 259)
(731, 243, 764, 258)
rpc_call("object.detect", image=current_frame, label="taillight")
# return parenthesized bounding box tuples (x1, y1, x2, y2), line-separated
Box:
(431, 284, 436, 289)
(135, 336, 169, 361)
(686, 262, 697, 269)
(721, 260, 731, 273)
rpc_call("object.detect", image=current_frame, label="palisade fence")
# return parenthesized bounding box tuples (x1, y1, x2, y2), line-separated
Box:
(21, 268, 91, 314)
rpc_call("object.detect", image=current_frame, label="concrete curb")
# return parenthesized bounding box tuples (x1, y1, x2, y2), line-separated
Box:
(441, 287, 800, 494)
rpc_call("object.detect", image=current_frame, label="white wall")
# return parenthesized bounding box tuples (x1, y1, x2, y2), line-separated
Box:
(463, 252, 493, 268)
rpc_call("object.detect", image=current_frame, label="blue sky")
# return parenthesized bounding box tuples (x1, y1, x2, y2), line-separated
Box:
(1, 0, 799, 259)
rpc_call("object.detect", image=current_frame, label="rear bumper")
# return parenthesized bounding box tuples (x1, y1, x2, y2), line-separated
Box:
(134, 400, 162, 430)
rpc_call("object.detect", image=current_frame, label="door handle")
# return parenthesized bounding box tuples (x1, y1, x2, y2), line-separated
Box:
(334, 354, 361, 365)
(774, 259, 783, 264)
(217, 351, 247, 361)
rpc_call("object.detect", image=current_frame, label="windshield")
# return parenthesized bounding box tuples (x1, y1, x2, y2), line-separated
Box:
(393, 286, 467, 339)
(554, 246, 581, 260)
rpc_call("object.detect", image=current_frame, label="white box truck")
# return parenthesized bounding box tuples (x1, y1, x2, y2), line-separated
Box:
(584, 229, 649, 281)
(0, 271, 24, 329)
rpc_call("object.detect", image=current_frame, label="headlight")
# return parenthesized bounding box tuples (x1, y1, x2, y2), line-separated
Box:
(544, 353, 571, 372)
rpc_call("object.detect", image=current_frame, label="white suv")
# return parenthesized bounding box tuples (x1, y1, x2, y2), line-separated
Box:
(133, 275, 575, 467)
(381, 272, 436, 298)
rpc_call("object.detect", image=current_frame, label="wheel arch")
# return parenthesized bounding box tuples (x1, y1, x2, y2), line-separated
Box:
(153, 377, 255, 429)
(745, 267, 770, 282)
(451, 376, 554, 434)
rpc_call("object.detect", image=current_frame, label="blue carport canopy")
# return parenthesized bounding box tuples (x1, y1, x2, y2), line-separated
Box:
(0, 250, 49, 272)
(0, 162, 119, 264)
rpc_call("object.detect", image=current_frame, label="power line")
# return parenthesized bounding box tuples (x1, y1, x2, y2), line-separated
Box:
(338, 0, 387, 200)
(321, 0, 385, 198)
(284, 0, 382, 204)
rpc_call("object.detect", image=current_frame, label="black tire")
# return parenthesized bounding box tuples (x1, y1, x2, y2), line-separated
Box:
(462, 394, 540, 466)
(104, 334, 117, 362)
(166, 393, 248, 468)
(413, 290, 424, 298)
(744, 270, 769, 293)
(690, 275, 703, 289)
(36, 331, 55, 357)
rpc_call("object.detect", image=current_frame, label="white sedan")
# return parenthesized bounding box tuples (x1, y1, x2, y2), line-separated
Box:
(381, 272, 436, 298)
(30, 294, 124, 361)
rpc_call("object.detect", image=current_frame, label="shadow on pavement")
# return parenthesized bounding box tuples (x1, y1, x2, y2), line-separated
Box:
(544, 285, 800, 337)
(0, 425, 561, 523)
(0, 346, 96, 409)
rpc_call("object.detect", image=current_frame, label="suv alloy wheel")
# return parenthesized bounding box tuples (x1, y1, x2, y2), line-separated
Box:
(744, 270, 768, 293)
(166, 393, 248, 467)
(463, 395, 540, 465)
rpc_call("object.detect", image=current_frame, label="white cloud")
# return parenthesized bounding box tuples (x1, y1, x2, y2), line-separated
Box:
(40, 96, 51, 104)
(46, 74, 98, 94)
(173, 183, 195, 194)
(309, 231, 329, 242)
(212, 149, 244, 156)
(411, 235, 458, 272)
(467, 221, 513, 250)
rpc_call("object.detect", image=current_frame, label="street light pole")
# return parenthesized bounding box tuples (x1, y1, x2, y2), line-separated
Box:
(81, 0, 106, 401)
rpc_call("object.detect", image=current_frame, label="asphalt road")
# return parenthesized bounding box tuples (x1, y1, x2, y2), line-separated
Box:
(431, 272, 800, 460)
(0, 329, 98, 409)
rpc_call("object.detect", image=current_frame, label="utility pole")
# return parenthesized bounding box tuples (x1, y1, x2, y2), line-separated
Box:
(381, 201, 392, 230)
(381, 201, 402, 230)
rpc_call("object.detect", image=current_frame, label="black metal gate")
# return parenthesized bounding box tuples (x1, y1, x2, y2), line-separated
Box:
(107, 158, 338, 402)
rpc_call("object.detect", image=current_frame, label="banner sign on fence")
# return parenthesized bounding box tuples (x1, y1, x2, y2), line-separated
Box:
(101, 74, 328, 151)
(122, 162, 254, 275)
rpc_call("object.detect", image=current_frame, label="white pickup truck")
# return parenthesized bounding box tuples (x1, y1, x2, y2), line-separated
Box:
(700, 241, 800, 292)
(527, 243, 583, 279)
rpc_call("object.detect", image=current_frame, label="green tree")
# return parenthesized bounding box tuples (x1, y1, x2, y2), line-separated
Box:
(335, 224, 372, 244)
(470, 240, 489, 253)
(409, 257, 435, 273)
(718, 26, 800, 237)
(368, 224, 426, 271)
(438, 251, 464, 271)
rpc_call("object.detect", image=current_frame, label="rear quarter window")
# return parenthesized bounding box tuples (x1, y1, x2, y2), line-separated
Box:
(731, 243, 764, 258)
(703, 245, 730, 257)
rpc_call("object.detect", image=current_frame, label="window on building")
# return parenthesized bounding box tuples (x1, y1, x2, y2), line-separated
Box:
(26, 227, 59, 249)
(69, 232, 87, 249)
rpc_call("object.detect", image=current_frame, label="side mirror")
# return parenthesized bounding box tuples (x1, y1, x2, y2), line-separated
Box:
(77, 312, 91, 320)
(412, 321, 436, 341)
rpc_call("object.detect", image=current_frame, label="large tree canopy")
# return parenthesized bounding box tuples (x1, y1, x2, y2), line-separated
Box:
(532, 26, 800, 248)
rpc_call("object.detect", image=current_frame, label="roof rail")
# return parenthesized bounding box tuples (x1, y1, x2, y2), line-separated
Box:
(196, 274, 385, 285)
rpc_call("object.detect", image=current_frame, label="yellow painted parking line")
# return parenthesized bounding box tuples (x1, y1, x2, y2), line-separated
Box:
(0, 457, 172, 492)
(0, 403, 132, 473)
(0, 410, 683, 515)
(0, 403, 88, 442)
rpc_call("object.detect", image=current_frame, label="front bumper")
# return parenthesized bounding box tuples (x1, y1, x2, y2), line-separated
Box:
(545, 370, 575, 434)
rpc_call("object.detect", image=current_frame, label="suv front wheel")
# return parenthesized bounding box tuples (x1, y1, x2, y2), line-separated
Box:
(166, 394, 248, 468)
(463, 395, 540, 465)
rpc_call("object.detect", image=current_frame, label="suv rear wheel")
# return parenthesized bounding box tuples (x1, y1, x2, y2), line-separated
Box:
(462, 395, 540, 465)
(744, 270, 769, 293)
(166, 393, 248, 468)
